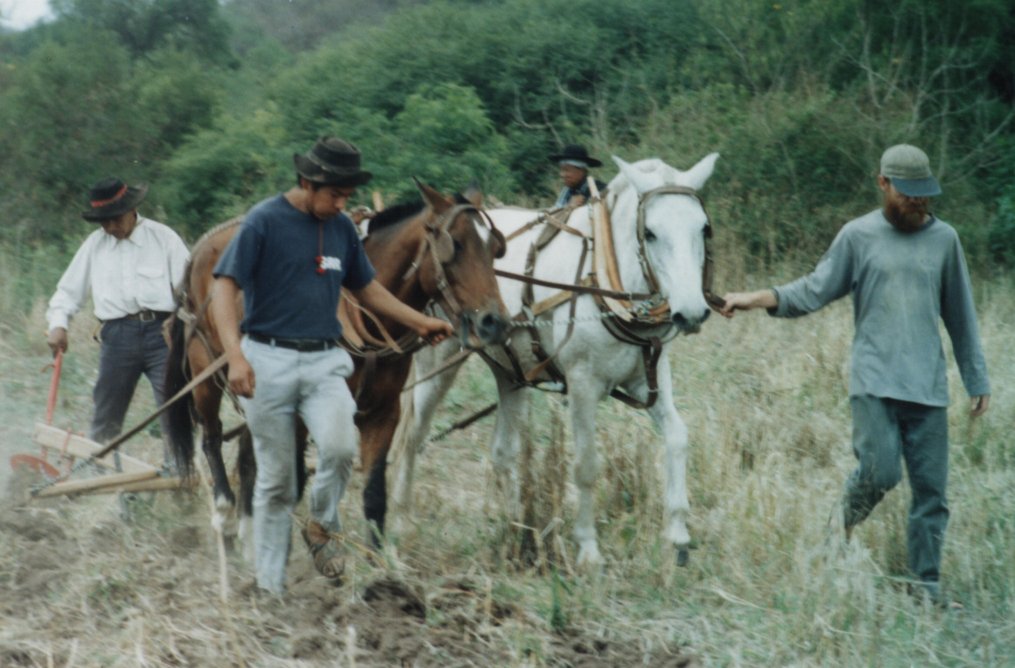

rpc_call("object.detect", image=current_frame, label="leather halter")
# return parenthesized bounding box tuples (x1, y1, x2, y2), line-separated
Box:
(593, 184, 717, 407)
(634, 184, 715, 307)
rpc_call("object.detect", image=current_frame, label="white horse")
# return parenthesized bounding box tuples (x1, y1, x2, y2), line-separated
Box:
(393, 153, 719, 567)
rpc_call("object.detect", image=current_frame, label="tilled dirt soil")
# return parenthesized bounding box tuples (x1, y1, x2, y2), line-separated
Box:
(0, 471, 697, 668)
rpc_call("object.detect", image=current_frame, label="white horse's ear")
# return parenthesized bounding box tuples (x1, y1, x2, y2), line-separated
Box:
(679, 152, 720, 191)
(612, 155, 655, 195)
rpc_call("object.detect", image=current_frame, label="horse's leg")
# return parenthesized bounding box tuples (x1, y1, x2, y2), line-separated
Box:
(391, 341, 464, 512)
(182, 339, 236, 519)
(567, 366, 610, 568)
(193, 381, 234, 529)
(294, 419, 309, 502)
(236, 427, 256, 563)
(359, 410, 400, 546)
(162, 315, 197, 476)
(627, 355, 692, 566)
(489, 374, 529, 520)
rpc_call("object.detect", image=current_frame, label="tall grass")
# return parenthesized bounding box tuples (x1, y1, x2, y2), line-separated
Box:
(0, 239, 1013, 666)
(396, 249, 1015, 665)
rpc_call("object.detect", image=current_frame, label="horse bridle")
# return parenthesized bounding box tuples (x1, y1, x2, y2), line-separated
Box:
(603, 184, 719, 328)
(402, 202, 506, 347)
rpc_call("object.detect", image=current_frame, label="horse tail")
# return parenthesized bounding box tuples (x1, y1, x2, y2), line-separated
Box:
(163, 311, 197, 478)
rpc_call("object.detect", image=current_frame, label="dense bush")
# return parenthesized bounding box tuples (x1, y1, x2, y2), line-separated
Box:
(988, 193, 1015, 267)
(1, 0, 1013, 265)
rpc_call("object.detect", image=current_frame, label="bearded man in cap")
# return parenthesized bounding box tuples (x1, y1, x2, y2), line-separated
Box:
(46, 178, 190, 459)
(718, 144, 990, 608)
(211, 136, 453, 595)
(549, 144, 607, 208)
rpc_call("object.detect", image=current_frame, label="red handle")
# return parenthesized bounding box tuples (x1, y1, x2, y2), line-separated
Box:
(45, 349, 63, 424)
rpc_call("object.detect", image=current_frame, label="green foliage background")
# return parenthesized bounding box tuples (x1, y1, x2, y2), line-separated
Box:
(2, 0, 1014, 266)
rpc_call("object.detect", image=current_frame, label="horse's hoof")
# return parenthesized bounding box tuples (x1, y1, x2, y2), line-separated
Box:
(676, 548, 690, 567)
(576, 543, 603, 570)
(211, 510, 229, 532)
(237, 517, 255, 563)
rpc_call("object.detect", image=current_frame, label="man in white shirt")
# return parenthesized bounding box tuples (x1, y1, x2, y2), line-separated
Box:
(46, 178, 190, 457)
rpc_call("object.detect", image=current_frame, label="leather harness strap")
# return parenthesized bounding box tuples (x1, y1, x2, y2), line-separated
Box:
(488, 181, 721, 409)
(503, 206, 585, 243)
(494, 269, 653, 302)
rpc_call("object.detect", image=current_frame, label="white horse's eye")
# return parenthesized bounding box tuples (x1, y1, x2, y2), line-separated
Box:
(644, 229, 657, 242)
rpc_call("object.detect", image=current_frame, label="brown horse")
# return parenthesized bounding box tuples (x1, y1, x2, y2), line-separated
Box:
(164, 181, 509, 545)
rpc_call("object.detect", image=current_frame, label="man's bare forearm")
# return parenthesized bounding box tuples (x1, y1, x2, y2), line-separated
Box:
(719, 289, 778, 317)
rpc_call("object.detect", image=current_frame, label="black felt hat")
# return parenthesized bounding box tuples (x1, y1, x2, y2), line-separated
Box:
(548, 144, 603, 168)
(294, 136, 373, 186)
(81, 178, 148, 222)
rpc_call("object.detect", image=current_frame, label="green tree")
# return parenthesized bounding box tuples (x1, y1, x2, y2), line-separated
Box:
(221, 0, 410, 53)
(53, 0, 233, 65)
(0, 33, 140, 241)
(386, 83, 515, 200)
(266, 0, 705, 194)
(134, 48, 223, 152)
(157, 107, 289, 238)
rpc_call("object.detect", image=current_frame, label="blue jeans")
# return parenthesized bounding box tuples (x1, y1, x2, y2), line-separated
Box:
(844, 395, 950, 585)
(91, 318, 171, 453)
(239, 337, 358, 594)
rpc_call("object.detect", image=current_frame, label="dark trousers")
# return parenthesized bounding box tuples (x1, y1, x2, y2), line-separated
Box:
(90, 318, 171, 460)
(844, 395, 950, 585)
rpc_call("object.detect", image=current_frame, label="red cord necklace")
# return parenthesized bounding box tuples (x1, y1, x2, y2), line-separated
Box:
(314, 220, 325, 275)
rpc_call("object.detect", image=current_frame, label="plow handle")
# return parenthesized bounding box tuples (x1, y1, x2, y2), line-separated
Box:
(45, 349, 63, 424)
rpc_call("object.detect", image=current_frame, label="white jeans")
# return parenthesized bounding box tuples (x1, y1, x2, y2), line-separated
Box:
(239, 337, 358, 594)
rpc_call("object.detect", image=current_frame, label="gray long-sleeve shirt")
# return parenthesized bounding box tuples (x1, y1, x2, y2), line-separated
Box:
(770, 209, 990, 406)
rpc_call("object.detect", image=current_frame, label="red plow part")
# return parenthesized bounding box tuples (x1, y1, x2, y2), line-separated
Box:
(9, 453, 61, 480)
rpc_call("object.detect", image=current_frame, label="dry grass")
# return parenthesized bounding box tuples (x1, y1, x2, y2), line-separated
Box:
(1, 251, 1013, 666)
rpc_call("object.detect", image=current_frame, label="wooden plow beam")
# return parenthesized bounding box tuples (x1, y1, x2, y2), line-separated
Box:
(29, 423, 193, 498)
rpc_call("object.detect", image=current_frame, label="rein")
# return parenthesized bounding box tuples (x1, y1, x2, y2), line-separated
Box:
(493, 268, 653, 301)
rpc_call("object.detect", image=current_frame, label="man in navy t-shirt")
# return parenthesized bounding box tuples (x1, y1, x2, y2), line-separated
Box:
(211, 136, 453, 595)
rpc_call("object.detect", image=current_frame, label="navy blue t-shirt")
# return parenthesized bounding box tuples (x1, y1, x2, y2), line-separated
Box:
(213, 194, 375, 339)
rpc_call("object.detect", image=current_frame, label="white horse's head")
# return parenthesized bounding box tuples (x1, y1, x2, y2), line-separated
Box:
(607, 153, 719, 333)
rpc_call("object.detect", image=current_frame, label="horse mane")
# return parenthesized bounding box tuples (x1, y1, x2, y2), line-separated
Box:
(366, 192, 473, 236)
(193, 216, 243, 251)
(367, 201, 425, 235)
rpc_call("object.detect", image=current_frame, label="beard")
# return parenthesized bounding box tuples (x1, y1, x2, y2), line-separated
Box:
(884, 197, 929, 232)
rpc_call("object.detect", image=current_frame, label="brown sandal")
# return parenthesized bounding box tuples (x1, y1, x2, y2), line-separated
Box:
(302, 521, 345, 579)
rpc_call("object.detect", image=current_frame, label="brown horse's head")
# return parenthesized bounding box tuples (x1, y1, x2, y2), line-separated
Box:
(405, 181, 510, 349)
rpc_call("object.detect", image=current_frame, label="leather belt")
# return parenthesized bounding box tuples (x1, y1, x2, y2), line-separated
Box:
(121, 309, 171, 322)
(248, 333, 338, 352)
